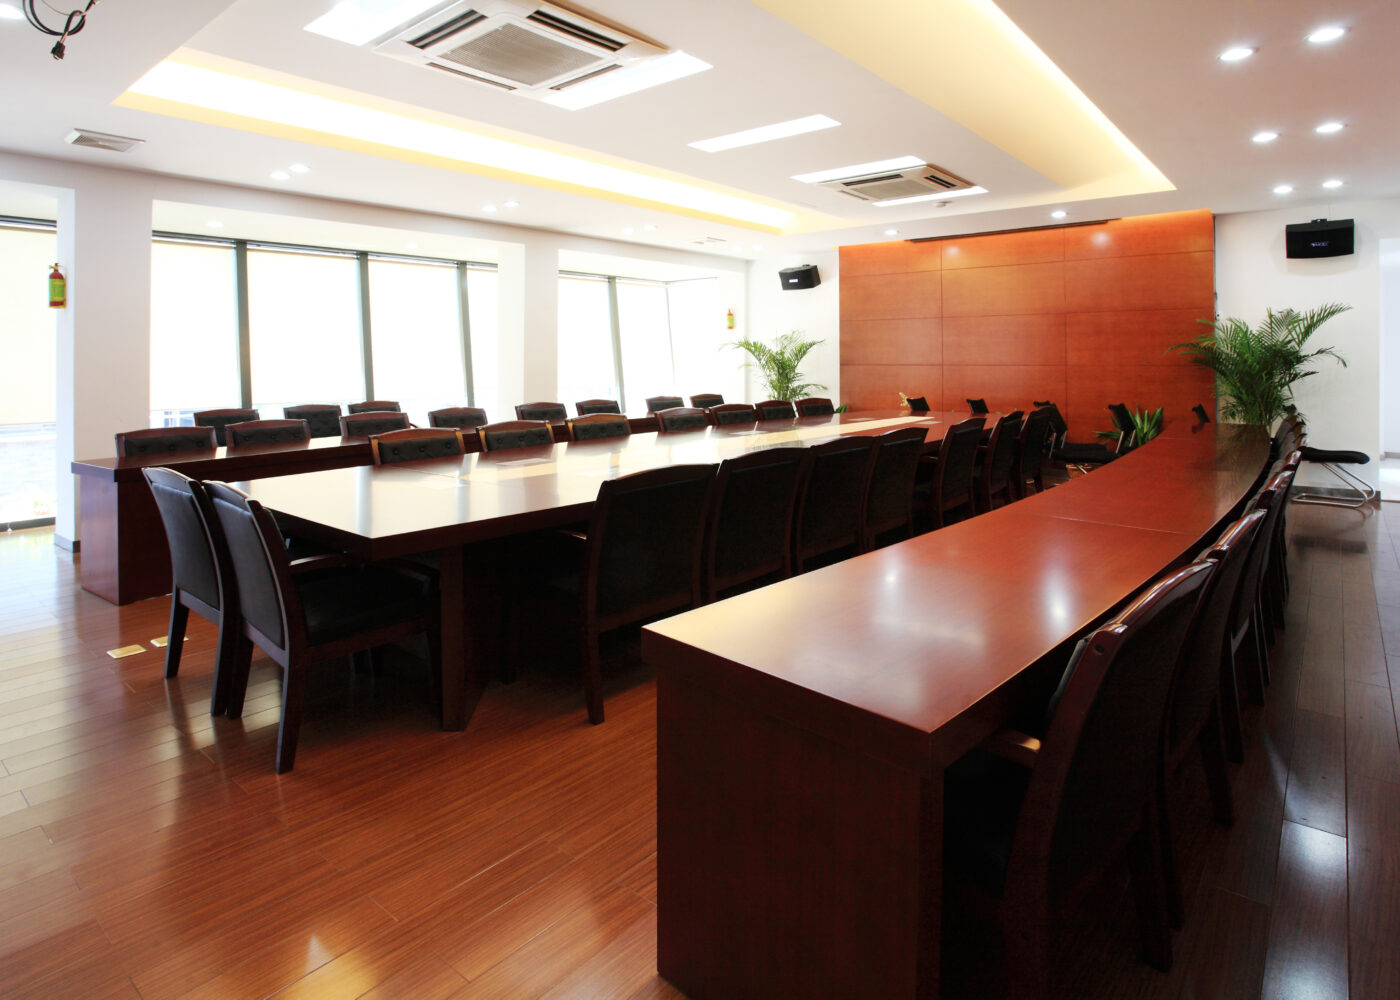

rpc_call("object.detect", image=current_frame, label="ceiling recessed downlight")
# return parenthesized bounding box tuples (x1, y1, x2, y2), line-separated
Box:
(622, 227, 635, 235)
(1315, 121, 1345, 134)
(288, 162, 310, 174)
(1252, 130, 1279, 144)
(883, 229, 899, 236)
(1307, 26, 1346, 44)
(1051, 210, 1067, 219)
(792, 155, 926, 184)
(689, 115, 840, 153)
(503, 200, 519, 208)
(1322, 178, 1344, 189)
(270, 169, 290, 181)
(642, 224, 658, 231)
(1273, 184, 1294, 195)
(207, 220, 223, 229)
(1219, 46, 1255, 62)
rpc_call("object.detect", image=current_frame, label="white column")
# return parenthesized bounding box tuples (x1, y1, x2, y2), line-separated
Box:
(520, 238, 559, 402)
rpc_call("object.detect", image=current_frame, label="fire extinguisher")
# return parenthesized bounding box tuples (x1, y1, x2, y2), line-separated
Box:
(726, 308, 734, 330)
(48, 264, 66, 309)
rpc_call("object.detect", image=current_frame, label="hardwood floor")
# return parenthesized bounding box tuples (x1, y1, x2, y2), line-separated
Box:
(0, 500, 1397, 998)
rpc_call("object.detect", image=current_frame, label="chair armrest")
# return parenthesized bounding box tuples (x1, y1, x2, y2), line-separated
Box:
(289, 553, 358, 575)
(980, 729, 1042, 768)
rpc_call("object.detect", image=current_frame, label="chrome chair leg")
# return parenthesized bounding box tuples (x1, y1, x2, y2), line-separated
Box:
(1292, 461, 1377, 509)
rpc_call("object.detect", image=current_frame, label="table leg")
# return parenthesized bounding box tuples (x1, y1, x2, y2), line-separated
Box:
(437, 539, 502, 731)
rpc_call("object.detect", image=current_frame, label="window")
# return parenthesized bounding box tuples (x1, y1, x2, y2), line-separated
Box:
(367, 258, 465, 425)
(666, 278, 741, 403)
(0, 225, 58, 524)
(557, 275, 617, 410)
(149, 240, 241, 426)
(616, 279, 675, 415)
(247, 248, 364, 417)
(467, 267, 499, 420)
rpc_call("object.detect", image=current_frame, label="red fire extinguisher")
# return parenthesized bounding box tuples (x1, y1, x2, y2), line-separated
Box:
(49, 264, 66, 309)
(726, 308, 735, 330)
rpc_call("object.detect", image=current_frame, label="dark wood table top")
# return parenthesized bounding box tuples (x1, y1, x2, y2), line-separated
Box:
(71, 435, 372, 482)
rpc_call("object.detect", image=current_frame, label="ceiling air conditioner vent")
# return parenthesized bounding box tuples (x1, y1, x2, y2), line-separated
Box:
(65, 129, 145, 153)
(819, 163, 973, 204)
(376, 0, 666, 99)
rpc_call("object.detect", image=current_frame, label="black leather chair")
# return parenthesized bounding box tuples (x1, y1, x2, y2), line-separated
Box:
(575, 399, 622, 416)
(477, 420, 554, 452)
(689, 393, 724, 409)
(1039, 402, 1121, 471)
(1293, 421, 1376, 507)
(977, 410, 1024, 511)
(369, 427, 464, 464)
(1109, 402, 1138, 451)
(862, 427, 927, 551)
(566, 413, 631, 441)
(795, 397, 835, 417)
(755, 400, 797, 420)
(967, 397, 990, 414)
(283, 404, 344, 438)
(142, 468, 239, 716)
(645, 395, 684, 414)
(792, 435, 876, 572)
(904, 394, 931, 413)
(657, 407, 709, 432)
(226, 419, 311, 447)
(428, 406, 488, 430)
(515, 402, 568, 421)
(348, 400, 401, 414)
(709, 403, 757, 425)
(205, 481, 439, 772)
(115, 426, 216, 457)
(1014, 407, 1054, 497)
(703, 448, 806, 602)
(340, 411, 411, 437)
(193, 408, 259, 446)
(915, 416, 984, 530)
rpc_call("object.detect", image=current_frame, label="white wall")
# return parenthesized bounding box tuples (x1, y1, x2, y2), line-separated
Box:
(1215, 197, 1400, 489)
(0, 150, 747, 543)
(1379, 238, 1400, 456)
(745, 251, 841, 404)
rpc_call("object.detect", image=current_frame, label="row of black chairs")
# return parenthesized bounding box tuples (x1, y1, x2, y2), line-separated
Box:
(941, 425, 1303, 998)
(518, 396, 835, 421)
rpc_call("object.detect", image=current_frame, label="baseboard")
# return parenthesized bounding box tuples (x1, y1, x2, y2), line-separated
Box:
(3, 516, 57, 533)
(53, 533, 79, 551)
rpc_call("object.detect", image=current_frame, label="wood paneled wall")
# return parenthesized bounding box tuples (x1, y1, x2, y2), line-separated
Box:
(839, 210, 1216, 439)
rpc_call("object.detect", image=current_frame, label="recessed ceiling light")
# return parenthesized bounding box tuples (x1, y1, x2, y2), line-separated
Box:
(503, 200, 519, 208)
(1219, 46, 1255, 62)
(405, 242, 418, 249)
(288, 162, 310, 174)
(1307, 26, 1346, 44)
(270, 169, 290, 180)
(883, 229, 899, 236)
(872, 186, 988, 208)
(1273, 184, 1294, 195)
(1252, 130, 1279, 144)
(1322, 178, 1344, 189)
(642, 224, 658, 231)
(1051, 210, 1067, 219)
(622, 227, 635, 235)
(207, 220, 223, 229)
(482, 203, 497, 213)
(752, 244, 763, 251)
(689, 114, 841, 153)
(792, 155, 925, 184)
(540, 51, 711, 111)
(1315, 121, 1345, 134)
(0, 4, 24, 21)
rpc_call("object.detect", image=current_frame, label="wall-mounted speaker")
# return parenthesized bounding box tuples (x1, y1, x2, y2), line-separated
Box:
(1286, 218, 1354, 258)
(778, 264, 821, 290)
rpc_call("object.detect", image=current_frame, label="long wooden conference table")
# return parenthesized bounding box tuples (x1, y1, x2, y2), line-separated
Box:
(640, 418, 1269, 1000)
(235, 411, 966, 729)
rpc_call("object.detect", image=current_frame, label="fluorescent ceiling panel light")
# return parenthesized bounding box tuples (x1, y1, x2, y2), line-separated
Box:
(540, 52, 711, 111)
(1307, 26, 1346, 44)
(689, 114, 840, 153)
(791, 156, 925, 184)
(872, 186, 988, 208)
(0, 4, 23, 21)
(305, 0, 441, 46)
(1218, 46, 1254, 62)
(126, 61, 792, 228)
(1252, 130, 1279, 144)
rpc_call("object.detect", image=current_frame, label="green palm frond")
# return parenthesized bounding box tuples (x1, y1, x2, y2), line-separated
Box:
(728, 331, 827, 401)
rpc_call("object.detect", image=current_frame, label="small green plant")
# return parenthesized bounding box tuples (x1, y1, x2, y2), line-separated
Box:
(1096, 407, 1162, 450)
(834, 403, 848, 414)
(728, 331, 826, 401)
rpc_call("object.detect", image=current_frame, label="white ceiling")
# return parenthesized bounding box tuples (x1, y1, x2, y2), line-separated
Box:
(0, 0, 1395, 258)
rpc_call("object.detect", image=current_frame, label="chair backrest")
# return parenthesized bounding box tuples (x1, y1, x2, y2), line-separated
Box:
(967, 397, 989, 414)
(226, 419, 311, 447)
(1169, 509, 1267, 755)
(575, 399, 621, 416)
(933, 416, 985, 515)
(904, 395, 931, 413)
(205, 480, 297, 656)
(1192, 403, 1212, 424)
(796, 397, 835, 417)
(340, 411, 411, 437)
(710, 403, 757, 425)
(428, 406, 488, 429)
(515, 402, 568, 421)
(658, 407, 709, 432)
(1036, 402, 1070, 443)
(645, 395, 685, 414)
(982, 410, 1025, 496)
(1228, 478, 1287, 636)
(477, 419, 554, 452)
(793, 435, 877, 567)
(370, 427, 464, 464)
(1108, 403, 1137, 448)
(864, 427, 928, 541)
(283, 404, 344, 438)
(755, 399, 797, 420)
(566, 413, 631, 441)
(705, 447, 806, 600)
(192, 408, 259, 446)
(116, 426, 217, 458)
(1014, 408, 1054, 485)
(348, 400, 401, 413)
(585, 464, 717, 629)
(1008, 560, 1215, 902)
(689, 393, 724, 409)
(142, 467, 227, 614)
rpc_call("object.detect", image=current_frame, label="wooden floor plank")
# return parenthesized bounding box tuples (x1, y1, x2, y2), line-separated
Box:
(1283, 709, 1347, 836)
(1261, 821, 1349, 1000)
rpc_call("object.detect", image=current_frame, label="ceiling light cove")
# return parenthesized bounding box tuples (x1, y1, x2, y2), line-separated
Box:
(119, 58, 796, 231)
(1322, 178, 1344, 189)
(1051, 210, 1067, 219)
(1218, 46, 1255, 62)
(690, 115, 841, 153)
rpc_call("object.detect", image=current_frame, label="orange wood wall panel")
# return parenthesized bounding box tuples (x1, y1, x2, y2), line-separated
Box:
(941, 227, 1065, 269)
(841, 318, 940, 366)
(943, 315, 1066, 366)
(839, 210, 1214, 439)
(1065, 309, 1212, 367)
(839, 240, 941, 277)
(941, 366, 1067, 416)
(840, 364, 941, 412)
(840, 272, 941, 322)
(942, 261, 1065, 317)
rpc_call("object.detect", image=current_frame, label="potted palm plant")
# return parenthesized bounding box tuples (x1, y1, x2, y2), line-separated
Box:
(729, 331, 827, 401)
(1172, 303, 1349, 426)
